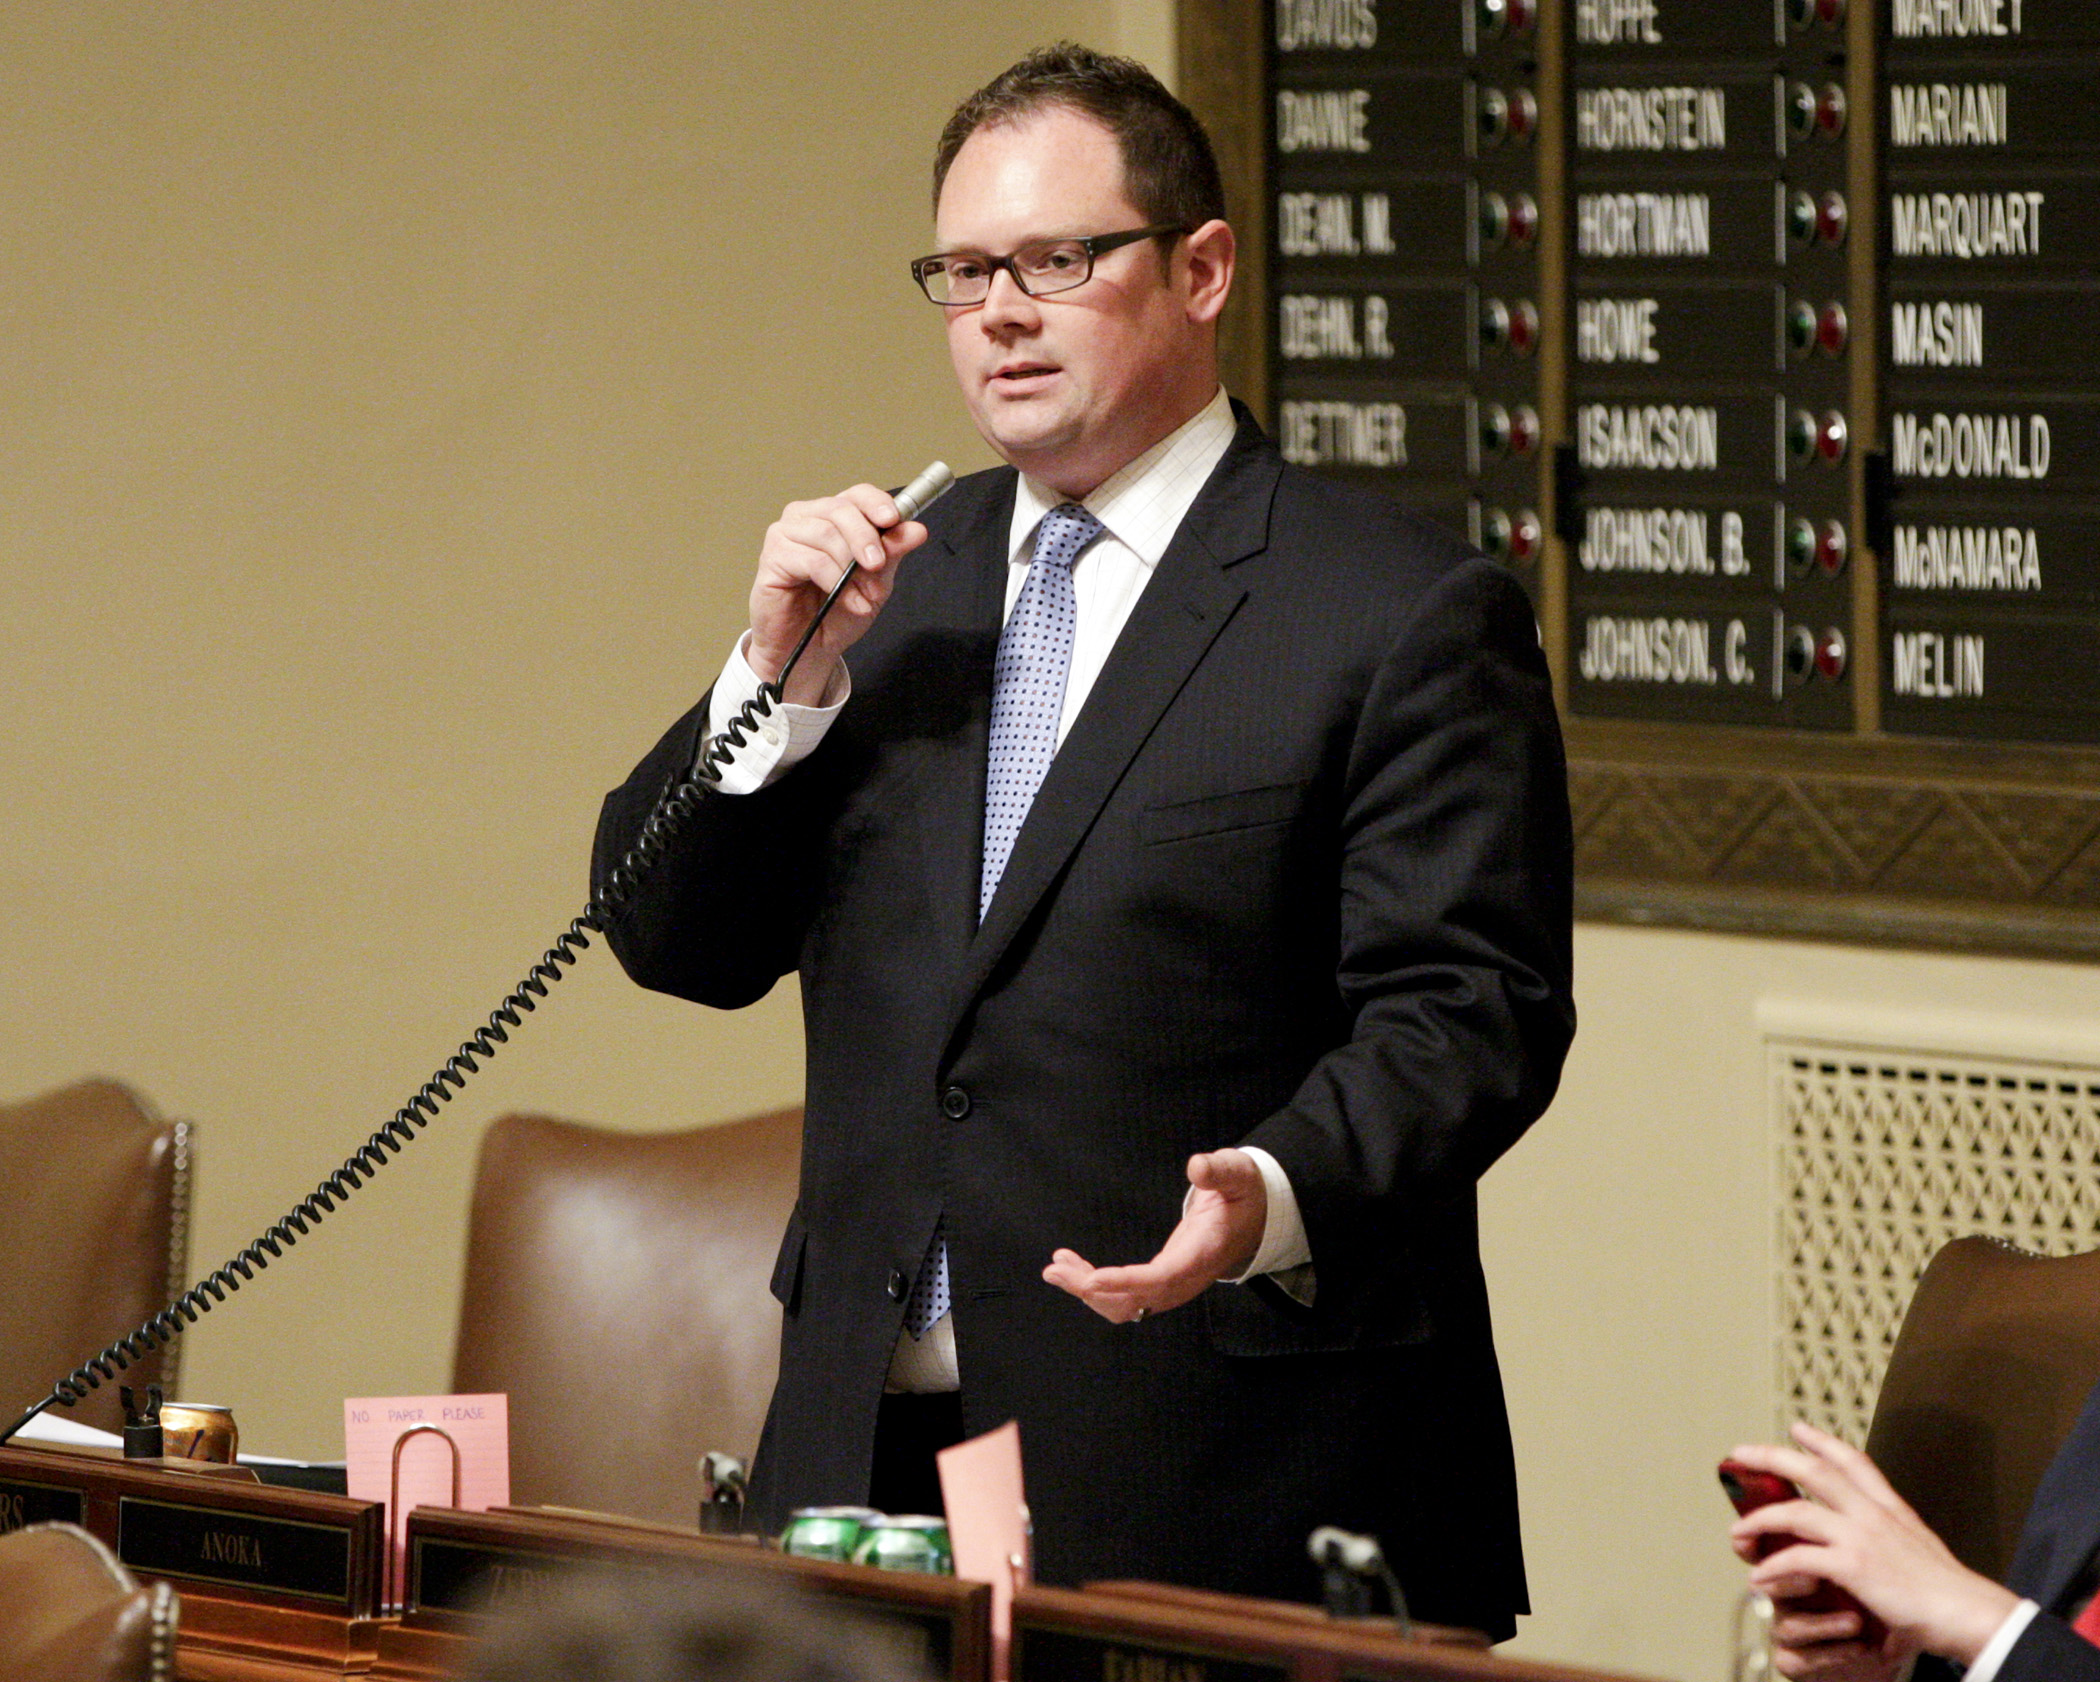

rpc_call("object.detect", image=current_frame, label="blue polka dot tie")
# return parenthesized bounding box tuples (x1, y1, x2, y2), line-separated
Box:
(904, 501, 1103, 1342)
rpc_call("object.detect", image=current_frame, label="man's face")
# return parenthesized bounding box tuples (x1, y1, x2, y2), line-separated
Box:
(933, 107, 1215, 499)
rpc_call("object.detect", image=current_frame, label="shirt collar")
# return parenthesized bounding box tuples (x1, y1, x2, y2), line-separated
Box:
(1007, 386, 1237, 567)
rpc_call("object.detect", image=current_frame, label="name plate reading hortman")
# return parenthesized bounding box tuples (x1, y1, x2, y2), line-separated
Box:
(118, 1494, 359, 1607)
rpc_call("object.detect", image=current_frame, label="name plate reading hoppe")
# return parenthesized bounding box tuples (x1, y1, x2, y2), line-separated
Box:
(118, 1494, 354, 1606)
(1016, 1625, 1291, 1682)
(0, 1475, 86, 1533)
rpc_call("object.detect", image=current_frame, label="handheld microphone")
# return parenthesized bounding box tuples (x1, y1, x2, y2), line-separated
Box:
(891, 460, 956, 526)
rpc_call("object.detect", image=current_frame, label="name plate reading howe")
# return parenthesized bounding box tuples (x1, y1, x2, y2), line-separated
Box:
(1017, 1625, 1291, 1682)
(118, 1494, 357, 1607)
(0, 1474, 86, 1533)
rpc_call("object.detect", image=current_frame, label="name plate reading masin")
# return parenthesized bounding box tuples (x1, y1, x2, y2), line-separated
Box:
(119, 1495, 355, 1606)
(1016, 1626, 1291, 1682)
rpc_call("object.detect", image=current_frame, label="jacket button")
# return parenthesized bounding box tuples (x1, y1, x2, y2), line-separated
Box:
(940, 1085, 972, 1120)
(887, 1269, 908, 1302)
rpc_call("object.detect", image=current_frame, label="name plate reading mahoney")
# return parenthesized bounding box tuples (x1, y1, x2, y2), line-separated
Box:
(119, 1494, 360, 1608)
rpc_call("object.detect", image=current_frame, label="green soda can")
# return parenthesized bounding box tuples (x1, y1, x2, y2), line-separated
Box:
(780, 1505, 883, 1562)
(850, 1514, 954, 1575)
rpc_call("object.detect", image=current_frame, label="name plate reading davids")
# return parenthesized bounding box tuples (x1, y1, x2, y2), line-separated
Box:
(0, 1475, 86, 1534)
(118, 1494, 355, 1606)
(1016, 1625, 1291, 1682)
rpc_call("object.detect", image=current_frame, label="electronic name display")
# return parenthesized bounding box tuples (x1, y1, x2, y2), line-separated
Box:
(1879, 0, 2100, 745)
(1565, 0, 1855, 729)
(1269, 0, 1547, 580)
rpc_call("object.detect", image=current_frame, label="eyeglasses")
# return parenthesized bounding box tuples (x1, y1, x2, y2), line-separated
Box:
(910, 224, 1187, 306)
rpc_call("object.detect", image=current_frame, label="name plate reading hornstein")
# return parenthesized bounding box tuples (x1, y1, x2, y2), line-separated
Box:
(0, 1474, 86, 1534)
(118, 1494, 359, 1608)
(1570, 71, 1774, 172)
(1016, 1625, 1291, 1682)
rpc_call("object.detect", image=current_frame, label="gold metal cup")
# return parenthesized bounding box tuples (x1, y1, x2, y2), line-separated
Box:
(159, 1403, 239, 1464)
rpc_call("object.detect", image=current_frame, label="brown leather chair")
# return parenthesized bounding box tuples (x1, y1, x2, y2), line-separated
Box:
(0, 1522, 177, 1681)
(451, 1107, 802, 1528)
(1864, 1236, 2100, 1585)
(0, 1081, 190, 1437)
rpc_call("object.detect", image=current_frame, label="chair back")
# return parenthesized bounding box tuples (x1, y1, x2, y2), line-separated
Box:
(451, 1107, 802, 1528)
(1864, 1235, 2100, 1584)
(0, 1081, 189, 1436)
(0, 1522, 176, 1681)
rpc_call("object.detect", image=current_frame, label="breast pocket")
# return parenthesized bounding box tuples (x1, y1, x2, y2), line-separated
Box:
(1139, 780, 1308, 846)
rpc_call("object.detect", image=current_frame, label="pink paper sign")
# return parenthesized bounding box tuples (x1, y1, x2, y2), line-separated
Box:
(345, 1393, 509, 1606)
(937, 1420, 1028, 1682)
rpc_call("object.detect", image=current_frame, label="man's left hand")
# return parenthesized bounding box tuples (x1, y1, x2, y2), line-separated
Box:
(1042, 1149, 1268, 1323)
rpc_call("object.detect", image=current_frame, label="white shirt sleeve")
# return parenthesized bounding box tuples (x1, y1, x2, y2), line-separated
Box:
(1962, 1599, 2041, 1682)
(701, 632, 850, 794)
(1183, 1145, 1316, 1306)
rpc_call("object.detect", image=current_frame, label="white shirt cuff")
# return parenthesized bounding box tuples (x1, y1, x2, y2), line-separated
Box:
(701, 632, 850, 794)
(1182, 1146, 1315, 1304)
(1961, 1600, 2039, 1682)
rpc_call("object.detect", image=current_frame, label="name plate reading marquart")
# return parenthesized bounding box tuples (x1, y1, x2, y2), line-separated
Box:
(1016, 1625, 1291, 1682)
(1883, 170, 2100, 269)
(0, 1475, 86, 1533)
(118, 1494, 356, 1607)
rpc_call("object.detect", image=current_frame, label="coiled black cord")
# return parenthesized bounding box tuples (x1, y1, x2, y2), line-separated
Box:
(0, 559, 867, 1449)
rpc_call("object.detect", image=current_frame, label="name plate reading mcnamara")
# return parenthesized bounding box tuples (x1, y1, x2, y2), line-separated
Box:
(0, 1473, 86, 1533)
(117, 1494, 362, 1608)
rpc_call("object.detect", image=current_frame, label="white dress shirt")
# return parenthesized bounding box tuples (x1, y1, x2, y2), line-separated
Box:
(702, 388, 1311, 1390)
(1964, 1599, 2040, 1682)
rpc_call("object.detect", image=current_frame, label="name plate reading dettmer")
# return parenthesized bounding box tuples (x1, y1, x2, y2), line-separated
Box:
(399, 1506, 989, 1682)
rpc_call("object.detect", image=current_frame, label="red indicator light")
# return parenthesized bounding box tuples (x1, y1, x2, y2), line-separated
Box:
(1816, 412, 1849, 464)
(1816, 302, 1849, 355)
(1815, 521, 1848, 575)
(1510, 510, 1542, 562)
(1815, 628, 1848, 680)
(1816, 191, 1849, 245)
(1507, 193, 1539, 247)
(1509, 406, 1541, 457)
(1507, 89, 1538, 142)
(1817, 0, 1847, 23)
(1816, 85, 1848, 138)
(1507, 299, 1539, 354)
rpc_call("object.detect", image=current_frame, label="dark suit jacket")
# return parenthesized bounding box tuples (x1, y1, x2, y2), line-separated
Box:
(594, 411, 1575, 1634)
(1906, 1380, 2100, 1682)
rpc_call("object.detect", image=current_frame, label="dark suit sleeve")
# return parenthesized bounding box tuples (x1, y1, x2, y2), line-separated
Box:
(590, 693, 835, 1010)
(1995, 1610, 2100, 1682)
(1241, 553, 1575, 1289)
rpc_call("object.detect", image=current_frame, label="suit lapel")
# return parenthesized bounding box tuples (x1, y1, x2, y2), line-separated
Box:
(2011, 1382, 2100, 1609)
(906, 475, 1014, 969)
(939, 422, 1281, 1049)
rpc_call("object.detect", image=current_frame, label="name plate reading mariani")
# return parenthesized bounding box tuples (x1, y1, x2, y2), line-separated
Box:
(118, 1494, 356, 1606)
(1015, 1625, 1291, 1682)
(0, 1474, 86, 1533)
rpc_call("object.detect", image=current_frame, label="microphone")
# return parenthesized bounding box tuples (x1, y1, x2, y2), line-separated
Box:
(891, 460, 956, 526)
(1308, 1525, 1412, 1631)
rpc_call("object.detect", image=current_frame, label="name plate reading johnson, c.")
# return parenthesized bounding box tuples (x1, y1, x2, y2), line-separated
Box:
(117, 1494, 357, 1607)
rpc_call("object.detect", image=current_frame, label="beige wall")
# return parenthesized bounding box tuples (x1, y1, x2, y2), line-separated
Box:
(8, 9, 2094, 1682)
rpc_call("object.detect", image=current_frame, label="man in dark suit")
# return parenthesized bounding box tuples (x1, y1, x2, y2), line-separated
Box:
(594, 45, 1573, 1633)
(1730, 1405, 2100, 1681)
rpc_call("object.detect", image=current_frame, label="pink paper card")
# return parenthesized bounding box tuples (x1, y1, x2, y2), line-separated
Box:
(345, 1393, 509, 1607)
(937, 1420, 1028, 1682)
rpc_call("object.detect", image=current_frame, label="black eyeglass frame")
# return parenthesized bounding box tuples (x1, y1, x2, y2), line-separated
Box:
(909, 223, 1190, 306)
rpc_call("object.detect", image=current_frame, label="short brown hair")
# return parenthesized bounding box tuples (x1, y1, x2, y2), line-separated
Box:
(933, 43, 1227, 232)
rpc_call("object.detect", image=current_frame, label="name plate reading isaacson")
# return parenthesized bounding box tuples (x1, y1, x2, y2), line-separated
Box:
(117, 1493, 366, 1608)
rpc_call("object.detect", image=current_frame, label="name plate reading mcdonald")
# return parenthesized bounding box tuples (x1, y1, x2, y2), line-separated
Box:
(0, 1475, 86, 1534)
(1016, 1625, 1291, 1682)
(118, 1494, 359, 1608)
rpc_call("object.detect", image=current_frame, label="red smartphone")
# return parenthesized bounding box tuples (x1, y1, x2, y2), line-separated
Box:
(1718, 1459, 1887, 1644)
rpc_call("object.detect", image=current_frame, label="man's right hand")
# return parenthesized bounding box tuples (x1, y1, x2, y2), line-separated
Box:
(749, 484, 930, 706)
